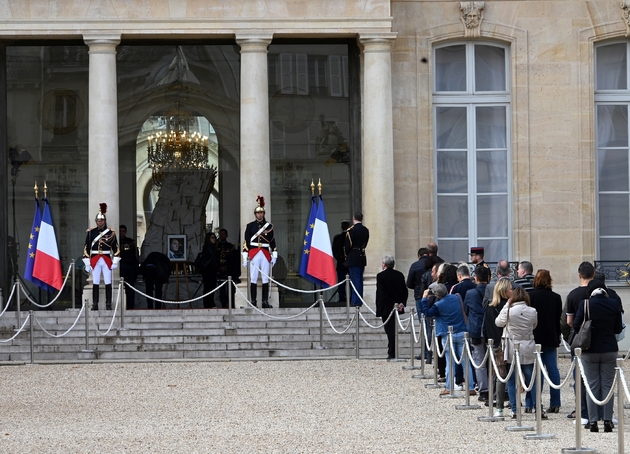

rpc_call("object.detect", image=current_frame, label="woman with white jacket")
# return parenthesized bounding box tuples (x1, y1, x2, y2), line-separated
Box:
(495, 286, 543, 419)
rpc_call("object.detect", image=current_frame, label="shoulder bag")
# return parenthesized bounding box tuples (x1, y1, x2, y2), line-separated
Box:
(571, 299, 592, 351)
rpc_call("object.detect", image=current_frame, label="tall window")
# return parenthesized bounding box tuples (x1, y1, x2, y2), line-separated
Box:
(595, 42, 630, 260)
(433, 42, 511, 262)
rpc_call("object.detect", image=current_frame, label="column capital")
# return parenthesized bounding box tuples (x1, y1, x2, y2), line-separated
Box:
(358, 33, 397, 52)
(83, 34, 121, 53)
(235, 33, 273, 52)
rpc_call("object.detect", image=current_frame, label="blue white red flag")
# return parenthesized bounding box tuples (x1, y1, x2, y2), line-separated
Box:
(299, 195, 319, 284)
(306, 196, 337, 288)
(32, 198, 63, 291)
(24, 198, 50, 291)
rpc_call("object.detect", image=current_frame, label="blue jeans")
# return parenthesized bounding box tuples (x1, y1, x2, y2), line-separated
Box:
(540, 347, 561, 408)
(415, 298, 432, 361)
(348, 266, 364, 306)
(507, 362, 536, 411)
(441, 331, 474, 390)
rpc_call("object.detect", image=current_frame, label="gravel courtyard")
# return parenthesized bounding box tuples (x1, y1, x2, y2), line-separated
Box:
(0, 357, 628, 453)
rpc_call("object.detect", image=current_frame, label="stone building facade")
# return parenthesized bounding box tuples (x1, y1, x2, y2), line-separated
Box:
(1, 1, 630, 306)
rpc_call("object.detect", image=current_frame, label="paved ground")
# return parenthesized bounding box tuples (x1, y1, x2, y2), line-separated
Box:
(0, 357, 628, 453)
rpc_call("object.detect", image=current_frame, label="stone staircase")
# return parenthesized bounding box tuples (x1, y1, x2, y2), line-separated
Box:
(0, 307, 418, 362)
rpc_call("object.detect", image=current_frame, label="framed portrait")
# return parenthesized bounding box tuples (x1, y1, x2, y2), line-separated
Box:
(167, 234, 187, 262)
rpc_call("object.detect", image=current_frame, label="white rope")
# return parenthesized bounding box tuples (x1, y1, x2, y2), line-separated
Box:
(19, 264, 74, 307)
(0, 281, 18, 319)
(624, 349, 630, 361)
(359, 309, 394, 329)
(488, 347, 516, 384)
(348, 279, 376, 315)
(576, 356, 619, 407)
(618, 367, 630, 402)
(94, 283, 123, 336)
(35, 303, 86, 338)
(560, 333, 572, 353)
(251, 264, 347, 294)
(447, 332, 465, 366)
(395, 310, 412, 331)
(535, 350, 575, 390)
(515, 350, 536, 393)
(411, 314, 420, 344)
(232, 284, 319, 320)
(434, 331, 446, 359)
(125, 279, 227, 306)
(320, 301, 357, 334)
(423, 318, 433, 350)
(464, 338, 490, 370)
(0, 313, 31, 343)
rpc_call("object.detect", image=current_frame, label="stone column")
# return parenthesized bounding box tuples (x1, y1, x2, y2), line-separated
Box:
(83, 34, 121, 230)
(236, 33, 273, 236)
(359, 34, 397, 278)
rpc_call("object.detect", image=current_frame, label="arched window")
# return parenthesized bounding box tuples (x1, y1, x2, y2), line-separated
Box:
(433, 42, 511, 261)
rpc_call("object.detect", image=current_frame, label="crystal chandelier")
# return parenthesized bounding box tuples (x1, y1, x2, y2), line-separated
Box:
(147, 104, 210, 189)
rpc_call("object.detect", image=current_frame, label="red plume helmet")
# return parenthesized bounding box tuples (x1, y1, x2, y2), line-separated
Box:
(95, 202, 107, 221)
(254, 195, 266, 214)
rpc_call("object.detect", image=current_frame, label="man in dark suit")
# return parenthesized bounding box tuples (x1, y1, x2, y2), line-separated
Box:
(376, 255, 408, 360)
(332, 220, 352, 302)
(344, 212, 369, 307)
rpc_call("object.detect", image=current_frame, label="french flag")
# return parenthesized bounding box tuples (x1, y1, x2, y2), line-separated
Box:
(23, 198, 50, 291)
(306, 196, 337, 288)
(32, 198, 63, 291)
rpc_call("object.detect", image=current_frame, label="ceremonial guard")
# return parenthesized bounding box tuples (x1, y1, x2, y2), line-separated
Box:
(344, 212, 369, 307)
(83, 203, 120, 310)
(469, 246, 489, 270)
(119, 224, 139, 309)
(242, 196, 277, 308)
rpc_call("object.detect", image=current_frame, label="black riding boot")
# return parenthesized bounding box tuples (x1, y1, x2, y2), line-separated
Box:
(250, 283, 257, 307)
(262, 283, 272, 308)
(105, 284, 112, 310)
(92, 284, 99, 310)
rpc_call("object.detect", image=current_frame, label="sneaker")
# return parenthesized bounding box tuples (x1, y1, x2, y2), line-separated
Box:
(572, 418, 589, 426)
(612, 417, 618, 425)
(454, 384, 464, 391)
(493, 409, 504, 417)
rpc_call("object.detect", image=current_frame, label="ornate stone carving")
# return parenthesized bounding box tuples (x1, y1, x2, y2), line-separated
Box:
(622, 1, 630, 37)
(459, 1, 484, 38)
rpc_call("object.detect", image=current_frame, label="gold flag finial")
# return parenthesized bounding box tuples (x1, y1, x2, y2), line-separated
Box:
(34, 182, 38, 199)
(310, 179, 315, 196)
(43, 181, 48, 198)
(318, 178, 322, 196)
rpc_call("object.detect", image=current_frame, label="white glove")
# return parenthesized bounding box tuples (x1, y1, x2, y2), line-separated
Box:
(242, 252, 248, 268)
(111, 256, 120, 270)
(82, 258, 92, 273)
(271, 251, 277, 266)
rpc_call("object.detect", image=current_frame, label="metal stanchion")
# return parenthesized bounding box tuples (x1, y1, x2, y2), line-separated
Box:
(425, 320, 441, 388)
(479, 339, 503, 421)
(71, 259, 76, 309)
(317, 293, 325, 350)
(345, 275, 350, 325)
(355, 306, 360, 359)
(81, 299, 93, 352)
(441, 327, 462, 399)
(403, 308, 420, 371)
(391, 310, 406, 362)
(616, 358, 625, 454)
(456, 333, 481, 410)
(29, 310, 34, 365)
(507, 344, 534, 432)
(524, 345, 554, 439)
(120, 278, 126, 330)
(227, 276, 234, 328)
(562, 348, 594, 453)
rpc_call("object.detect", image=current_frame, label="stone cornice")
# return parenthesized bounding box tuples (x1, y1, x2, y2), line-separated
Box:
(0, 17, 393, 39)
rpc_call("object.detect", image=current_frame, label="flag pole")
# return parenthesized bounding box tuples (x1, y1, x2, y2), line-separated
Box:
(311, 179, 316, 301)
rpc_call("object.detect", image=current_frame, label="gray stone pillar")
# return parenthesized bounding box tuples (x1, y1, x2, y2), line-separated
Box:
(83, 34, 121, 230)
(359, 33, 397, 277)
(236, 33, 273, 234)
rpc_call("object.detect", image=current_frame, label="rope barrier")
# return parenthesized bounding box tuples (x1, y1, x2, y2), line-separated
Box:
(464, 338, 490, 370)
(348, 279, 376, 315)
(0, 282, 18, 319)
(232, 284, 319, 320)
(125, 279, 227, 306)
(0, 313, 31, 343)
(395, 311, 412, 331)
(250, 264, 348, 294)
(535, 350, 575, 390)
(619, 366, 630, 402)
(514, 349, 537, 393)
(358, 309, 393, 330)
(35, 303, 86, 338)
(320, 301, 357, 335)
(576, 355, 619, 407)
(94, 283, 123, 336)
(19, 264, 74, 308)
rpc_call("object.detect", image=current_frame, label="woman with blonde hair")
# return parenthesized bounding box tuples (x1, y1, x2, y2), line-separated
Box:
(496, 285, 543, 419)
(482, 277, 511, 416)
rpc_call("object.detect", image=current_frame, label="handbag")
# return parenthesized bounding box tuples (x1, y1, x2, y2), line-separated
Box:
(493, 345, 507, 377)
(571, 299, 592, 350)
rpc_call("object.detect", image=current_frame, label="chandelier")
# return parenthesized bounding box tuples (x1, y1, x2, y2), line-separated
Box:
(147, 104, 210, 189)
